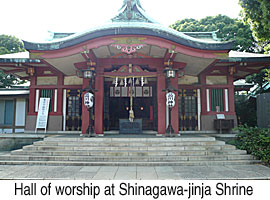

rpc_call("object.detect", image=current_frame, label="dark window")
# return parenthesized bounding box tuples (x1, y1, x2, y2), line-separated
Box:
(211, 89, 224, 111)
(40, 89, 53, 112)
(0, 100, 14, 125)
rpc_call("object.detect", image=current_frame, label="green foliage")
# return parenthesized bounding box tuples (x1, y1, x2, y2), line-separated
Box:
(0, 71, 25, 88)
(246, 68, 269, 87)
(245, 67, 270, 95)
(265, 69, 270, 83)
(170, 15, 256, 52)
(239, 0, 270, 50)
(236, 125, 270, 164)
(0, 34, 25, 55)
(0, 47, 10, 55)
(235, 95, 257, 126)
(239, 1, 270, 90)
(0, 34, 26, 87)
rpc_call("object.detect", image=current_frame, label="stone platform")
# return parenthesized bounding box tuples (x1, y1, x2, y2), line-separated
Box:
(0, 135, 259, 166)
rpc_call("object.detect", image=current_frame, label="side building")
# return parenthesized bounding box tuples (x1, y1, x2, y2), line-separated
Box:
(0, 87, 28, 133)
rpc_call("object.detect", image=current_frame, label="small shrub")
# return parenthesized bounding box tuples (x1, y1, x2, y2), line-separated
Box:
(236, 125, 270, 164)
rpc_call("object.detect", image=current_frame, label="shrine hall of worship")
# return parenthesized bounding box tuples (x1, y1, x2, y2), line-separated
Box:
(1, 0, 269, 135)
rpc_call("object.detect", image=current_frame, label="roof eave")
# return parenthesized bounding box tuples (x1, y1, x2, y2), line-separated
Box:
(222, 57, 270, 62)
(23, 26, 234, 52)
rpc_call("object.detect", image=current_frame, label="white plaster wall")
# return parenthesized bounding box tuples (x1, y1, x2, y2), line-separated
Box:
(15, 129, 25, 133)
(0, 129, 12, 134)
(15, 99, 26, 126)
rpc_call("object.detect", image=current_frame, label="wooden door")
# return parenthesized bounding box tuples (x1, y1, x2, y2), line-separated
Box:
(66, 90, 82, 131)
(178, 89, 198, 131)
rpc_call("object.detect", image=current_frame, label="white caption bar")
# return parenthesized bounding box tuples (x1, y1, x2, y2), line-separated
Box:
(1, 180, 269, 200)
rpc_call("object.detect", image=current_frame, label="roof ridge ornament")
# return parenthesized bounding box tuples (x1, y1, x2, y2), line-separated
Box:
(119, 0, 144, 11)
(112, 0, 156, 23)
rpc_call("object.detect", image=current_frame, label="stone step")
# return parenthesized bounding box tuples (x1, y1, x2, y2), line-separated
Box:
(0, 159, 261, 166)
(1, 136, 258, 167)
(11, 149, 247, 156)
(22, 144, 236, 151)
(0, 154, 254, 162)
(43, 136, 216, 142)
(33, 140, 226, 147)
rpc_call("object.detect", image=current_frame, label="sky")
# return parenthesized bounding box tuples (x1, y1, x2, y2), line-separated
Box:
(0, 0, 242, 42)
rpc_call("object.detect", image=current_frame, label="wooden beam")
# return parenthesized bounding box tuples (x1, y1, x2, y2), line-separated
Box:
(22, 63, 47, 69)
(98, 58, 164, 66)
(199, 59, 220, 76)
(88, 49, 97, 61)
(103, 72, 157, 77)
(41, 60, 65, 75)
(163, 49, 177, 62)
(174, 61, 186, 69)
(20, 76, 31, 80)
(74, 61, 87, 69)
(0, 65, 23, 69)
(237, 66, 261, 73)
(5, 69, 26, 73)
(81, 49, 97, 62)
(81, 53, 88, 62)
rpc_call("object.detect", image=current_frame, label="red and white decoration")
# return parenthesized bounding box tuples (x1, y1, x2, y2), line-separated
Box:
(111, 44, 145, 54)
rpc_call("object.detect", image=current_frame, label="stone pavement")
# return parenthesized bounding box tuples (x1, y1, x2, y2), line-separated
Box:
(0, 164, 269, 180)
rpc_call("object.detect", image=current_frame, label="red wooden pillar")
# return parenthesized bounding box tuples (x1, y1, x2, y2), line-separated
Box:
(228, 75, 235, 114)
(81, 78, 90, 134)
(157, 73, 166, 134)
(28, 76, 36, 115)
(171, 75, 179, 133)
(57, 75, 63, 115)
(94, 75, 104, 135)
(200, 75, 207, 115)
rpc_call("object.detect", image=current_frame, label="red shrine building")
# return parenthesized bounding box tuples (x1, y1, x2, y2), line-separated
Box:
(1, 0, 270, 135)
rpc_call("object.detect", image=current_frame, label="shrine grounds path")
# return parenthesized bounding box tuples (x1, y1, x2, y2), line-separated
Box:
(0, 157, 269, 180)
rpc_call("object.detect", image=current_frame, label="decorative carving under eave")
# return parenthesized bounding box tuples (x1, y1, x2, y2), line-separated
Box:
(111, 37, 146, 54)
(111, 44, 145, 54)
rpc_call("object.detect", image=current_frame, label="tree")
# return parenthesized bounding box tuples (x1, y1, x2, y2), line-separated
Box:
(0, 34, 26, 88)
(0, 47, 10, 55)
(245, 68, 270, 94)
(235, 95, 257, 126)
(170, 15, 257, 52)
(0, 35, 25, 55)
(239, 0, 270, 53)
(265, 69, 270, 83)
(239, 0, 270, 87)
(0, 71, 25, 88)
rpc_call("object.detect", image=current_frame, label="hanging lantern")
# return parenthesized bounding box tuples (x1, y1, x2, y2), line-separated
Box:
(164, 67, 176, 78)
(27, 68, 35, 76)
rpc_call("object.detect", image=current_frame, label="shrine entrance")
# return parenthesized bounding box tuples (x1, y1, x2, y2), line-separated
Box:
(103, 79, 158, 133)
